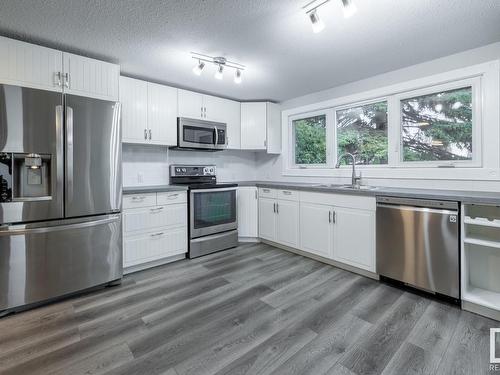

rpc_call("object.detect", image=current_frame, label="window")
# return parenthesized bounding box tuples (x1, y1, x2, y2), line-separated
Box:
(401, 86, 473, 162)
(292, 114, 328, 166)
(336, 101, 388, 165)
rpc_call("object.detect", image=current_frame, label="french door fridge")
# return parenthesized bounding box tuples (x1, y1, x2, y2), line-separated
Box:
(0, 84, 122, 313)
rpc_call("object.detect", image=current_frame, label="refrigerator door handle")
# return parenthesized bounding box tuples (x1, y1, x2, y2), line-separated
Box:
(66, 106, 74, 203)
(0, 214, 121, 236)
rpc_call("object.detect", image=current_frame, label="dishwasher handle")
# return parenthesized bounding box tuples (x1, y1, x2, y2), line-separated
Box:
(377, 203, 458, 216)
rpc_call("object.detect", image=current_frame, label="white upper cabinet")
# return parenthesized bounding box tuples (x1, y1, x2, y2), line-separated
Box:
(63, 53, 120, 101)
(241, 102, 267, 150)
(147, 82, 178, 146)
(120, 76, 178, 146)
(241, 102, 281, 153)
(120, 76, 148, 144)
(0, 36, 63, 92)
(0, 36, 119, 101)
(178, 89, 204, 119)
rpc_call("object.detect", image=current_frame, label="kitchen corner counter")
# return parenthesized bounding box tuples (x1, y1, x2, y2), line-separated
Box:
(123, 185, 188, 194)
(234, 181, 500, 205)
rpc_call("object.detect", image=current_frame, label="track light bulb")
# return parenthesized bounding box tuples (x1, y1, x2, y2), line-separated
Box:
(192, 60, 205, 76)
(234, 69, 242, 84)
(341, 0, 357, 18)
(215, 64, 224, 80)
(309, 9, 325, 33)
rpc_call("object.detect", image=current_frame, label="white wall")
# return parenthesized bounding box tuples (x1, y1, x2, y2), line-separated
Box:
(122, 144, 258, 187)
(256, 42, 500, 192)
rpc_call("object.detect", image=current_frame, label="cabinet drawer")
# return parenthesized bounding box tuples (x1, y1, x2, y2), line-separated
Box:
(157, 191, 187, 205)
(277, 189, 299, 201)
(259, 187, 277, 199)
(123, 227, 187, 267)
(123, 193, 157, 209)
(123, 203, 187, 234)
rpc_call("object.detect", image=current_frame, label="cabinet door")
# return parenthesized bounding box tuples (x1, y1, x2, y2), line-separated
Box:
(266, 102, 281, 154)
(276, 200, 299, 248)
(204, 95, 241, 149)
(333, 207, 375, 272)
(148, 82, 178, 145)
(237, 187, 258, 238)
(63, 53, 119, 101)
(120, 76, 148, 144)
(299, 202, 334, 259)
(240, 102, 267, 150)
(258, 198, 276, 241)
(178, 89, 203, 120)
(0, 36, 63, 92)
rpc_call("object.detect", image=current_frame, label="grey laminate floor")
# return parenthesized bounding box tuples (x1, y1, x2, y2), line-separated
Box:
(0, 243, 497, 375)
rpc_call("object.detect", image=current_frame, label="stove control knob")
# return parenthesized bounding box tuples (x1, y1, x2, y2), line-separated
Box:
(175, 168, 181, 173)
(209, 167, 215, 173)
(182, 168, 187, 173)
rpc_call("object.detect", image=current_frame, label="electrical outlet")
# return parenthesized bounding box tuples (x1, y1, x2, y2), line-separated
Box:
(137, 173, 144, 184)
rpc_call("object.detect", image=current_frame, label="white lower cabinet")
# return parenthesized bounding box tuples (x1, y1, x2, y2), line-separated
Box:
(259, 188, 376, 274)
(237, 187, 258, 239)
(299, 203, 334, 259)
(333, 207, 375, 272)
(258, 188, 299, 248)
(123, 191, 188, 271)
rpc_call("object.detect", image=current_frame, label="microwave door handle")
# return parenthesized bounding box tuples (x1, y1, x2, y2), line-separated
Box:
(214, 126, 218, 146)
(66, 106, 74, 203)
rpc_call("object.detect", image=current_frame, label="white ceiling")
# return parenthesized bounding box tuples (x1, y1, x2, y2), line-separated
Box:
(0, 0, 499, 102)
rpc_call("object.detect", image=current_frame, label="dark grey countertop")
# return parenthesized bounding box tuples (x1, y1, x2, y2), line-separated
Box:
(233, 181, 500, 205)
(123, 185, 188, 194)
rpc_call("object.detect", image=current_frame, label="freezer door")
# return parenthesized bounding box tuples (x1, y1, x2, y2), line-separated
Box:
(0, 85, 64, 224)
(0, 214, 122, 312)
(65, 95, 121, 218)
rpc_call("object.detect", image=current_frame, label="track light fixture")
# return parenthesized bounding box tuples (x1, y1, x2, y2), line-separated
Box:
(191, 52, 245, 84)
(304, 0, 357, 33)
(234, 69, 242, 84)
(192, 60, 205, 76)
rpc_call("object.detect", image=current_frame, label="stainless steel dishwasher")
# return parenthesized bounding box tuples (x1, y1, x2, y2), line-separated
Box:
(376, 196, 460, 300)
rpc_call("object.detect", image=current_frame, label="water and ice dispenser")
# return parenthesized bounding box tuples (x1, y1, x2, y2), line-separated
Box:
(0, 152, 51, 202)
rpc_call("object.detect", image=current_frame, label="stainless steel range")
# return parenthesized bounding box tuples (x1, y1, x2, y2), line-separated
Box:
(170, 165, 237, 258)
(0, 84, 122, 314)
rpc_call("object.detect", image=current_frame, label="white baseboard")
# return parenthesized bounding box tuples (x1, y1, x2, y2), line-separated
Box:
(124, 253, 186, 275)
(238, 237, 260, 243)
(462, 300, 500, 321)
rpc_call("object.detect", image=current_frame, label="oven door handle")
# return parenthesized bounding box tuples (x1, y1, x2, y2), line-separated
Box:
(190, 187, 238, 194)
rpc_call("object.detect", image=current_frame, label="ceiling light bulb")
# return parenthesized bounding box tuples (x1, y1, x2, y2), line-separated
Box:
(309, 9, 325, 33)
(234, 69, 242, 84)
(192, 60, 205, 76)
(341, 0, 357, 18)
(215, 64, 224, 80)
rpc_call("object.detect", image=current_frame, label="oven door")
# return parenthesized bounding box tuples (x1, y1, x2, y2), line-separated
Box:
(178, 118, 227, 150)
(190, 187, 237, 238)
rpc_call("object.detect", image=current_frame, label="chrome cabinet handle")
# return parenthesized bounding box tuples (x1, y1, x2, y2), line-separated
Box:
(150, 207, 164, 212)
(255, 190, 257, 200)
(276, 203, 279, 214)
(144, 129, 148, 140)
(150, 232, 164, 237)
(54, 71, 62, 87)
(273, 203, 276, 213)
(283, 191, 292, 195)
(64, 72, 70, 88)
(329, 211, 332, 223)
(148, 129, 152, 140)
(263, 189, 270, 193)
(332, 211, 336, 224)
(201, 106, 203, 118)
(167, 193, 179, 199)
(132, 196, 146, 201)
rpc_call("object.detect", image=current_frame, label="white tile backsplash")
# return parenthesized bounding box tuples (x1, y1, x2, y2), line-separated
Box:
(122, 144, 258, 187)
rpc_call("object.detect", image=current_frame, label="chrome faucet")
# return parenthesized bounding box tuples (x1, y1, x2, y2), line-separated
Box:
(335, 153, 362, 188)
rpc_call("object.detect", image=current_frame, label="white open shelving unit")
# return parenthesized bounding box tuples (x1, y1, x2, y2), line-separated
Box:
(461, 204, 500, 319)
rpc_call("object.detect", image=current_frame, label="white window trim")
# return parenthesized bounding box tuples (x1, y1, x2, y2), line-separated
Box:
(281, 60, 500, 181)
(288, 109, 334, 169)
(393, 77, 481, 168)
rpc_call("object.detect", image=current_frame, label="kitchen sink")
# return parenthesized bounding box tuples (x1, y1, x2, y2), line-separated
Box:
(313, 184, 378, 191)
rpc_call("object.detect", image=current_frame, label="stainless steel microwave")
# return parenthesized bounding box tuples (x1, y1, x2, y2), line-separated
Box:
(175, 117, 227, 151)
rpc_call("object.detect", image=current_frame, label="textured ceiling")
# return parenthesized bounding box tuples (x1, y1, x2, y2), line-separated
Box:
(0, 0, 499, 102)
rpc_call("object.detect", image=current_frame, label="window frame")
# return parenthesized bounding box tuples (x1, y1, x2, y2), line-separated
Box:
(333, 97, 390, 168)
(393, 77, 482, 168)
(288, 109, 334, 169)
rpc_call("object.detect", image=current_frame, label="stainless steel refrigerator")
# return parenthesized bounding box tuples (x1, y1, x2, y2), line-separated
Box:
(0, 84, 122, 314)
